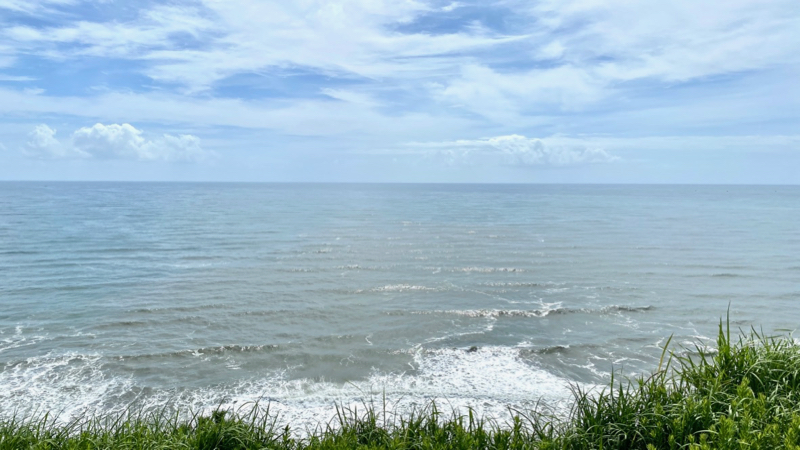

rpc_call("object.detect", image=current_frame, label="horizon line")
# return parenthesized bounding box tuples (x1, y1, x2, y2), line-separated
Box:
(1, 180, 798, 187)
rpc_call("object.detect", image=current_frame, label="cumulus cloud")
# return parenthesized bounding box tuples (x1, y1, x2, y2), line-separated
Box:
(71, 123, 208, 162)
(415, 134, 619, 166)
(23, 123, 211, 162)
(23, 124, 87, 159)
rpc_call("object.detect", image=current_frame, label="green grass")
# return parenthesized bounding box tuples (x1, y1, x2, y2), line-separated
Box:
(4, 319, 800, 449)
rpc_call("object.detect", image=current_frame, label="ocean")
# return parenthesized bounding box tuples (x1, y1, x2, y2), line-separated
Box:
(1, 182, 798, 427)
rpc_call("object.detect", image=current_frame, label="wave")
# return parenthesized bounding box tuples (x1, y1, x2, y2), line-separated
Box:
(91, 320, 150, 330)
(527, 345, 571, 355)
(0, 327, 54, 354)
(608, 305, 654, 313)
(517, 342, 602, 357)
(358, 284, 440, 293)
(413, 305, 653, 319)
(478, 282, 635, 293)
(455, 267, 525, 273)
(334, 264, 389, 271)
(0, 250, 41, 256)
(416, 309, 559, 318)
(126, 303, 231, 314)
(480, 282, 556, 288)
(275, 267, 314, 273)
(111, 344, 281, 363)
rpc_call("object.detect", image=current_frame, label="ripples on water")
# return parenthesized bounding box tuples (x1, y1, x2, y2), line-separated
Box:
(0, 183, 798, 425)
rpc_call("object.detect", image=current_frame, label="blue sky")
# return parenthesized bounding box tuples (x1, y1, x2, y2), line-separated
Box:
(0, 0, 798, 183)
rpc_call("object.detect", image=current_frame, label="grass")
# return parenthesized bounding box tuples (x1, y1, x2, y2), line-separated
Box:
(3, 319, 800, 449)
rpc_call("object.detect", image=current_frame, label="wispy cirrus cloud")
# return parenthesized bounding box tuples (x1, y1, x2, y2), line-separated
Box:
(525, 0, 800, 81)
(0, 0, 77, 14)
(430, 0, 800, 120)
(2, 0, 797, 105)
(5, 5, 218, 60)
(0, 75, 36, 81)
(3, 0, 517, 92)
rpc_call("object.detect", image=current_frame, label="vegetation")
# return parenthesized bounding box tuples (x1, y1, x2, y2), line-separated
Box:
(3, 319, 800, 449)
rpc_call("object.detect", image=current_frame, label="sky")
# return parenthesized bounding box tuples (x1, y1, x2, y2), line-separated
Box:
(0, 0, 798, 183)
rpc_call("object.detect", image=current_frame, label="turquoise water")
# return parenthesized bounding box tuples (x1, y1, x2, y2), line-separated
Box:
(1, 183, 798, 425)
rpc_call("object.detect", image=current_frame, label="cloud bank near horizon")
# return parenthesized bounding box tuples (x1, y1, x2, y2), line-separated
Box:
(416, 135, 619, 167)
(24, 124, 211, 162)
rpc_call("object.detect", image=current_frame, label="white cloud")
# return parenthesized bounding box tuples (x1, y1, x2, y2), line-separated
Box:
(3, 1, 798, 94)
(430, 0, 800, 119)
(0, 74, 36, 81)
(416, 133, 800, 169)
(435, 64, 605, 122)
(23, 124, 88, 159)
(321, 88, 378, 106)
(563, 134, 800, 154)
(440, 2, 462, 13)
(3, 0, 517, 91)
(0, 0, 76, 14)
(524, 0, 800, 82)
(23, 123, 212, 162)
(415, 134, 619, 166)
(4, 5, 217, 63)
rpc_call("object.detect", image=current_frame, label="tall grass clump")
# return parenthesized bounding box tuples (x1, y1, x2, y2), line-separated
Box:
(3, 317, 800, 449)
(564, 319, 800, 449)
(0, 406, 288, 450)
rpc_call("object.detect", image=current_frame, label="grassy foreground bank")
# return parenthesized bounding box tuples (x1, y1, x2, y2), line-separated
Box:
(3, 321, 800, 449)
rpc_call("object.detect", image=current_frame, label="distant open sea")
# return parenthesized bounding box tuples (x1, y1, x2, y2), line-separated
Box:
(1, 183, 798, 427)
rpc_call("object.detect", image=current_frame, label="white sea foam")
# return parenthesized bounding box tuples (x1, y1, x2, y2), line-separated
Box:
(456, 267, 525, 273)
(417, 309, 555, 318)
(361, 284, 439, 293)
(413, 304, 653, 319)
(480, 281, 564, 288)
(188, 346, 578, 435)
(0, 346, 579, 435)
(0, 352, 135, 419)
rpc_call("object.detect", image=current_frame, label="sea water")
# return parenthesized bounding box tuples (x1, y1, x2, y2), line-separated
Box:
(1, 183, 798, 427)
